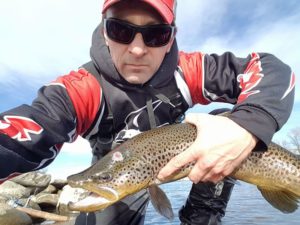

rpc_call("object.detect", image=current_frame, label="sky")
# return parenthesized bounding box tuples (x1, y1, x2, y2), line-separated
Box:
(0, 0, 300, 179)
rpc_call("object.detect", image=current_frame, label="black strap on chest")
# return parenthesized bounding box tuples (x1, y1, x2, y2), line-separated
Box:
(81, 61, 188, 162)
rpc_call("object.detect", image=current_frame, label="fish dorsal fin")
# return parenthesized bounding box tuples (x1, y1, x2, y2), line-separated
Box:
(258, 186, 299, 213)
(147, 185, 174, 220)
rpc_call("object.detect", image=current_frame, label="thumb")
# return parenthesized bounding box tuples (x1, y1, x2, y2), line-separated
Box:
(184, 113, 208, 126)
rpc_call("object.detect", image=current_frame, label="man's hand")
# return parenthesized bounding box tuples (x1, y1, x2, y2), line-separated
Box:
(157, 113, 257, 184)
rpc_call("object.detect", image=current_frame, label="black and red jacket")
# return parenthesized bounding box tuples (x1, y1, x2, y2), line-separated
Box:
(0, 24, 295, 183)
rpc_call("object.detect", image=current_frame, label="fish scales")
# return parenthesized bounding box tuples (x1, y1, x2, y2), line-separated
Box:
(67, 122, 300, 218)
(232, 143, 300, 189)
(124, 123, 196, 176)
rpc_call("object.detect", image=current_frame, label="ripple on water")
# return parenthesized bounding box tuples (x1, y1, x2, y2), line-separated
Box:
(145, 180, 300, 225)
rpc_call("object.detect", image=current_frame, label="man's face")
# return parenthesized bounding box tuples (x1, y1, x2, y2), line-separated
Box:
(104, 2, 174, 84)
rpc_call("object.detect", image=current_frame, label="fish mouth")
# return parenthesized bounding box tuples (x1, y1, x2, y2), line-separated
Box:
(68, 186, 120, 212)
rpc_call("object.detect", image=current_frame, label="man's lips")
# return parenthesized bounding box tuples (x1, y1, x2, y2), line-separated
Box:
(125, 64, 148, 69)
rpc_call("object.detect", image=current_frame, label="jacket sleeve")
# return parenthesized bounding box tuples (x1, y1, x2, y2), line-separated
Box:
(0, 68, 102, 183)
(179, 51, 295, 149)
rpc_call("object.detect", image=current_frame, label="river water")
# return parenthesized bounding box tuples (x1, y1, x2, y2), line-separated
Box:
(144, 180, 300, 225)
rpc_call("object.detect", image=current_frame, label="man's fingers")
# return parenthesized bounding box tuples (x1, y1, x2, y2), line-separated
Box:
(188, 166, 205, 183)
(157, 143, 198, 180)
(201, 146, 252, 183)
(201, 168, 227, 184)
(157, 113, 204, 181)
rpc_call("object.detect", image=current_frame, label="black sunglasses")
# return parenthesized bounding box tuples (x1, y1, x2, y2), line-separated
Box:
(104, 18, 176, 47)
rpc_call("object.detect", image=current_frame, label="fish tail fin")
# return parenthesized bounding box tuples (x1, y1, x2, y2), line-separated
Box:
(258, 186, 299, 213)
(147, 185, 174, 220)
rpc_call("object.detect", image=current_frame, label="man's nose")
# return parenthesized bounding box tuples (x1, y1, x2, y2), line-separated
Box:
(128, 33, 147, 57)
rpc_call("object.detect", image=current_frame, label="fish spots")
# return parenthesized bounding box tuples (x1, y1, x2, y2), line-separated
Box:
(68, 121, 300, 214)
(233, 142, 300, 189)
(123, 123, 198, 176)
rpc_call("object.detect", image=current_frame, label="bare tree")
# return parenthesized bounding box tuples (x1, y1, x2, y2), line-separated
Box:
(287, 127, 300, 154)
(278, 139, 290, 149)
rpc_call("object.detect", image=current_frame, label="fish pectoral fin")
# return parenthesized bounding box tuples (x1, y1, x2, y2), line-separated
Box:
(147, 185, 174, 220)
(258, 186, 299, 213)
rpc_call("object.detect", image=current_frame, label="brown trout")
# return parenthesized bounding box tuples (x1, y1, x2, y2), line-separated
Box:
(67, 123, 300, 219)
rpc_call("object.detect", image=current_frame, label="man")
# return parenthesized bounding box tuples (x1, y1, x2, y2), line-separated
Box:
(0, 0, 295, 225)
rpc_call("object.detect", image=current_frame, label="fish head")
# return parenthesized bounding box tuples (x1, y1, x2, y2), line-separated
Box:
(67, 148, 153, 212)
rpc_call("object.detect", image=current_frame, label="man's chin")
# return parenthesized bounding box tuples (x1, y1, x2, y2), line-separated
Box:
(122, 75, 151, 85)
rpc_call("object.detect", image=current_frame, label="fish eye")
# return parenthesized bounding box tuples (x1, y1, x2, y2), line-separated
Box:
(90, 172, 113, 181)
(91, 172, 113, 181)
(100, 173, 112, 181)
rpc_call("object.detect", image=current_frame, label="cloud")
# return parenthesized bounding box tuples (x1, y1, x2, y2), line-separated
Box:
(0, 0, 103, 84)
(61, 136, 92, 155)
(1, 0, 299, 93)
(1, 0, 300, 159)
(176, 0, 300, 102)
(47, 137, 92, 179)
(176, 0, 230, 48)
(47, 159, 91, 180)
(175, 0, 300, 141)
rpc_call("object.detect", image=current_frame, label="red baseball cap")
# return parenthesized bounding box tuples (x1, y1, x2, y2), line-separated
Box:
(102, 0, 176, 24)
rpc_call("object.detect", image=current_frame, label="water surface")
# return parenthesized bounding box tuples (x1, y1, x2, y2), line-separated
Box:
(145, 180, 300, 225)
